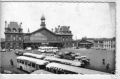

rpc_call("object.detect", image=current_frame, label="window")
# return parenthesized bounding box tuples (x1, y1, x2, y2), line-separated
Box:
(19, 36, 22, 40)
(7, 28, 11, 32)
(13, 36, 16, 41)
(28, 62, 31, 66)
(13, 28, 17, 32)
(17, 59, 20, 63)
(18, 28, 21, 33)
(32, 63, 35, 68)
(21, 60, 24, 64)
(25, 61, 27, 65)
(20, 60, 22, 63)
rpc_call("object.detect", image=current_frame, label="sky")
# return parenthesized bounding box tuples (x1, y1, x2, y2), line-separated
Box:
(0, 2, 115, 40)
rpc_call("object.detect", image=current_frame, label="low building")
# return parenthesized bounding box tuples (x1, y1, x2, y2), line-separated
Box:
(73, 37, 115, 50)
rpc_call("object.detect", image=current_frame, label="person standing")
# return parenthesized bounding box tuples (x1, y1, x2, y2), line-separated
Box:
(10, 59, 14, 67)
(106, 63, 110, 71)
(102, 59, 105, 65)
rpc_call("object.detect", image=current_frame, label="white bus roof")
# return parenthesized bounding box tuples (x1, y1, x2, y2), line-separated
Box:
(17, 56, 49, 65)
(23, 53, 45, 59)
(31, 70, 53, 74)
(46, 62, 110, 74)
(44, 57, 81, 66)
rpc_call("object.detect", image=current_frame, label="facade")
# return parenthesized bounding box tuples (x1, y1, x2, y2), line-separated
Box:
(0, 38, 5, 49)
(4, 21, 23, 49)
(73, 39, 93, 49)
(73, 37, 115, 50)
(4, 16, 73, 49)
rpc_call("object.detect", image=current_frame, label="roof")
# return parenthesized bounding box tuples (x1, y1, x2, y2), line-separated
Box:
(23, 40, 61, 43)
(44, 57, 81, 66)
(23, 53, 45, 59)
(17, 56, 49, 65)
(75, 39, 94, 44)
(31, 70, 53, 74)
(27, 27, 72, 36)
(31, 27, 56, 36)
(46, 62, 110, 74)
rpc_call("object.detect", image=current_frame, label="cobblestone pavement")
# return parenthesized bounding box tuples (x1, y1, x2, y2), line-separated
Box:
(60, 48, 115, 73)
(0, 48, 115, 74)
(0, 51, 27, 74)
(0, 66, 28, 74)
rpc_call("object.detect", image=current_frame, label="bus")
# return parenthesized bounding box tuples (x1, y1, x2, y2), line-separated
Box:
(17, 56, 49, 73)
(23, 53, 45, 59)
(45, 62, 110, 74)
(31, 70, 53, 74)
(38, 46, 59, 53)
(44, 57, 82, 67)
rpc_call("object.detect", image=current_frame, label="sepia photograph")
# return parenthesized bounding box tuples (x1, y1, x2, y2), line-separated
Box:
(0, 1, 116, 75)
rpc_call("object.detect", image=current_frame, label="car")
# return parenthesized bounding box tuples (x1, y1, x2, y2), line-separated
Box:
(3, 70, 13, 74)
(26, 47, 32, 51)
(1, 49, 6, 52)
(15, 50, 24, 56)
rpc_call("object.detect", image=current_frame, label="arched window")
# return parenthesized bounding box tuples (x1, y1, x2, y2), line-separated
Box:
(7, 28, 11, 32)
(13, 36, 16, 41)
(19, 36, 22, 41)
(18, 28, 22, 33)
(13, 28, 17, 32)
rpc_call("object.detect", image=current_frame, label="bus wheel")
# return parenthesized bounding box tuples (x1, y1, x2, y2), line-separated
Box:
(20, 66, 23, 70)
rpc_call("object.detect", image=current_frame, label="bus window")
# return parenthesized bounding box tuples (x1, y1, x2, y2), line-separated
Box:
(20, 60, 23, 64)
(32, 63, 35, 68)
(25, 61, 27, 65)
(28, 62, 31, 66)
(17, 59, 20, 63)
(21, 60, 24, 64)
(39, 65, 41, 69)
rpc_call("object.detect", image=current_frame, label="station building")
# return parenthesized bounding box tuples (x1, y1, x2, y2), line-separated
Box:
(4, 16, 73, 49)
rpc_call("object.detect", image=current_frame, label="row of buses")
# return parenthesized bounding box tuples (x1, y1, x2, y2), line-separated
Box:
(38, 46, 59, 53)
(23, 53, 82, 67)
(16, 53, 110, 74)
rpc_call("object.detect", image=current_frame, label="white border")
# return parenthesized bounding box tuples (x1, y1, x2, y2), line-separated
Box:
(0, 0, 120, 79)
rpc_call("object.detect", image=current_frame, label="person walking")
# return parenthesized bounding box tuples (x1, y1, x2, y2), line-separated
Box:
(10, 59, 14, 67)
(106, 63, 110, 71)
(102, 59, 105, 65)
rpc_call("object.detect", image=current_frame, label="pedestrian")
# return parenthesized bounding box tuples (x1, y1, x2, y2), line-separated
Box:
(106, 63, 110, 71)
(102, 59, 105, 65)
(10, 59, 14, 67)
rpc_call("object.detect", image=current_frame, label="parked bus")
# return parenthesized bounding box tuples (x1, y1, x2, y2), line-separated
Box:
(31, 70, 53, 74)
(44, 57, 82, 67)
(38, 46, 59, 53)
(23, 53, 45, 59)
(45, 62, 110, 74)
(17, 56, 49, 73)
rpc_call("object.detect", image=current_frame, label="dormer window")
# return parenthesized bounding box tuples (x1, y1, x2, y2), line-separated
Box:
(13, 28, 17, 32)
(7, 28, 11, 32)
(18, 28, 22, 33)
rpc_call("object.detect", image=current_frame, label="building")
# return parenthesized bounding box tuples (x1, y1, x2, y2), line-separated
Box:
(4, 16, 73, 49)
(73, 39, 94, 49)
(4, 21, 23, 49)
(73, 37, 115, 50)
(0, 38, 5, 49)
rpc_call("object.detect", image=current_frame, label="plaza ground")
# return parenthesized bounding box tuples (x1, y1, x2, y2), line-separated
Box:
(60, 48, 115, 73)
(0, 48, 115, 74)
